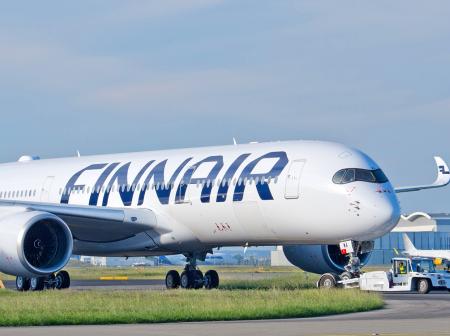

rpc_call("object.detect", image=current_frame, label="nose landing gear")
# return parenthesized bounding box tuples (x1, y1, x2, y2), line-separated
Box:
(318, 240, 374, 288)
(165, 252, 220, 290)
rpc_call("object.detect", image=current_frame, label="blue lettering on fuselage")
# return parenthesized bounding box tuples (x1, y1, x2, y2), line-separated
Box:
(61, 152, 289, 206)
(137, 158, 192, 205)
(102, 161, 155, 206)
(89, 162, 120, 206)
(233, 151, 289, 201)
(216, 153, 250, 203)
(175, 156, 224, 204)
(61, 163, 108, 204)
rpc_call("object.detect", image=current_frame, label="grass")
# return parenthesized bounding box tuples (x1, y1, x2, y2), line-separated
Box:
(0, 289, 383, 326)
(221, 272, 320, 290)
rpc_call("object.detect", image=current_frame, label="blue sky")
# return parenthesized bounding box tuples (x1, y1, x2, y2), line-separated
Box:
(1, 1, 450, 213)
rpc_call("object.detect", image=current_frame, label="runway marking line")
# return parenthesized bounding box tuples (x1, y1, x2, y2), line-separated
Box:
(99, 277, 129, 281)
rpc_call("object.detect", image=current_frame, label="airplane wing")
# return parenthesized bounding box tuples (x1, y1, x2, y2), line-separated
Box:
(395, 156, 450, 193)
(0, 200, 169, 242)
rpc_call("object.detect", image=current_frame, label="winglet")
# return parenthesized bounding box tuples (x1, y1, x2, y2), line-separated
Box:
(395, 156, 450, 193)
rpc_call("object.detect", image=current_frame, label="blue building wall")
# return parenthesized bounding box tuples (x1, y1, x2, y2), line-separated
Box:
(367, 232, 450, 265)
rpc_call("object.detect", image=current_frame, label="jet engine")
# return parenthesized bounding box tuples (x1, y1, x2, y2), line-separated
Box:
(283, 244, 371, 274)
(0, 208, 73, 277)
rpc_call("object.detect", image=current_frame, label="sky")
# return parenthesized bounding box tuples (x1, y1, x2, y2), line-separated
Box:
(1, 1, 450, 213)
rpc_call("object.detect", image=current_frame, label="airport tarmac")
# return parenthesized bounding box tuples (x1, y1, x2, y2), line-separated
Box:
(1, 280, 450, 336)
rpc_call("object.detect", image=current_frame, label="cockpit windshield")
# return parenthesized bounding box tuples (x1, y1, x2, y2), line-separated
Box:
(333, 168, 389, 185)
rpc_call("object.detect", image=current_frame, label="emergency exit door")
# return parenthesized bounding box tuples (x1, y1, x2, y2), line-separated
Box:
(284, 160, 306, 199)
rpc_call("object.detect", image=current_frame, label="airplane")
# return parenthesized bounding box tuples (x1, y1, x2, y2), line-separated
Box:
(0, 140, 448, 291)
(402, 233, 450, 262)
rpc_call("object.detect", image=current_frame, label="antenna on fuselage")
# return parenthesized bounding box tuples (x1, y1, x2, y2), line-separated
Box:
(233, 137, 237, 145)
(76, 150, 81, 158)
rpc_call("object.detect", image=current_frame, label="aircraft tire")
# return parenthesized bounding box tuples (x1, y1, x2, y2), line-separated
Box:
(16, 276, 30, 292)
(30, 277, 46, 291)
(55, 271, 71, 289)
(204, 270, 219, 289)
(180, 271, 194, 289)
(165, 270, 181, 289)
(340, 271, 354, 281)
(194, 270, 204, 289)
(318, 273, 338, 289)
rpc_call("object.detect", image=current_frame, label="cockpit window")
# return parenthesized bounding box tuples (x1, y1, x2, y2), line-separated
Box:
(342, 168, 355, 184)
(332, 169, 346, 184)
(333, 168, 389, 185)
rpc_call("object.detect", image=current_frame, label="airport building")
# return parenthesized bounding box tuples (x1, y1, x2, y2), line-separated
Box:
(369, 212, 450, 265)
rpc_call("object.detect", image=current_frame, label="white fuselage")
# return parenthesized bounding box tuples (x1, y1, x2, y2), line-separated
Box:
(0, 141, 400, 256)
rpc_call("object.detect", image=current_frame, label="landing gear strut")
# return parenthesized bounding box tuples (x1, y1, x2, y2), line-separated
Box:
(165, 252, 220, 290)
(15, 271, 71, 292)
(318, 240, 373, 288)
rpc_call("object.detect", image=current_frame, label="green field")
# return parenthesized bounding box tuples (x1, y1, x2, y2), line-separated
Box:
(0, 289, 382, 327)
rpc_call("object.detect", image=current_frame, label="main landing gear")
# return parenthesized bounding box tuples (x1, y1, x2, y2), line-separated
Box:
(165, 253, 220, 290)
(16, 271, 71, 292)
(318, 240, 373, 289)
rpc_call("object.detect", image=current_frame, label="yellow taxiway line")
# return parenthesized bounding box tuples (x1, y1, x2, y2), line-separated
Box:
(99, 276, 129, 281)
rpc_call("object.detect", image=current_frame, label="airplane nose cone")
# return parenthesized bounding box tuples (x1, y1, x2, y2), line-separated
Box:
(366, 192, 401, 239)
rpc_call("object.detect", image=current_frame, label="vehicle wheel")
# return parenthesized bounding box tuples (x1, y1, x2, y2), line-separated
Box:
(165, 270, 180, 289)
(318, 273, 338, 289)
(16, 276, 30, 292)
(194, 270, 204, 289)
(204, 270, 219, 289)
(30, 277, 45, 291)
(417, 279, 431, 294)
(340, 271, 354, 281)
(55, 271, 70, 289)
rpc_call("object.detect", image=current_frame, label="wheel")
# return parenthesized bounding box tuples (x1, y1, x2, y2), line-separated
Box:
(194, 270, 204, 289)
(16, 276, 30, 292)
(180, 271, 194, 289)
(55, 271, 70, 290)
(30, 277, 45, 291)
(47, 273, 56, 289)
(318, 273, 338, 289)
(417, 279, 431, 294)
(181, 270, 203, 289)
(204, 270, 219, 289)
(340, 271, 354, 281)
(165, 270, 180, 289)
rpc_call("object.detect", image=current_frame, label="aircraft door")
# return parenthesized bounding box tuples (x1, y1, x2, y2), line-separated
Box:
(40, 176, 55, 201)
(284, 160, 306, 199)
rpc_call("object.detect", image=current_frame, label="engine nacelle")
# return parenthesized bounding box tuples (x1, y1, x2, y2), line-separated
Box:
(0, 208, 73, 277)
(283, 244, 371, 274)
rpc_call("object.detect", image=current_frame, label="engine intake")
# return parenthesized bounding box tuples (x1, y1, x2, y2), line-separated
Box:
(283, 244, 371, 274)
(0, 209, 73, 277)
